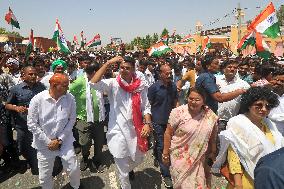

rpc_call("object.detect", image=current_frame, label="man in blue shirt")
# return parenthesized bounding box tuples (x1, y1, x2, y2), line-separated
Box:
(148, 64, 178, 188)
(195, 55, 245, 113)
(255, 147, 284, 189)
(5, 66, 46, 175)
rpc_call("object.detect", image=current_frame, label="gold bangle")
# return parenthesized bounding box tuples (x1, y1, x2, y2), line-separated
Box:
(162, 154, 169, 159)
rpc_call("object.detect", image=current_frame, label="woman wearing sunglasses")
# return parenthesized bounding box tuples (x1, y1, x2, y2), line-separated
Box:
(212, 86, 284, 189)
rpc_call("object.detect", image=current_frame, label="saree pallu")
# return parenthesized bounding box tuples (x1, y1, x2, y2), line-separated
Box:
(168, 105, 218, 189)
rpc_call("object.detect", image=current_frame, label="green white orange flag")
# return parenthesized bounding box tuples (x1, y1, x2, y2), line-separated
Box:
(197, 45, 202, 53)
(25, 29, 34, 60)
(255, 31, 271, 59)
(248, 2, 280, 38)
(181, 34, 195, 43)
(52, 19, 70, 54)
(73, 35, 79, 46)
(161, 34, 169, 45)
(148, 42, 172, 57)
(5, 7, 20, 29)
(85, 34, 101, 48)
(80, 31, 85, 48)
(202, 36, 212, 52)
(237, 30, 256, 50)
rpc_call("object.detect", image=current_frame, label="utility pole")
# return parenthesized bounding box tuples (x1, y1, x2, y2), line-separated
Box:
(237, 3, 242, 43)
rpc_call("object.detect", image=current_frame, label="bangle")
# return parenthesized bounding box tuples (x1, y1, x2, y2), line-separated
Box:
(162, 154, 169, 159)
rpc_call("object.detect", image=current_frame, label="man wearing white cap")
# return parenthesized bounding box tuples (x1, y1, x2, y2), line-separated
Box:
(4, 57, 21, 84)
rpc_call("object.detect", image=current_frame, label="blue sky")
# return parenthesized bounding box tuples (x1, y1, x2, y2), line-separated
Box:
(0, 0, 283, 44)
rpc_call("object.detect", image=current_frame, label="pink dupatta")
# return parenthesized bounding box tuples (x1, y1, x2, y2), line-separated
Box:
(168, 105, 218, 189)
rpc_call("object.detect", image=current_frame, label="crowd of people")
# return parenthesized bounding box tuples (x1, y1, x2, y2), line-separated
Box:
(0, 48, 284, 189)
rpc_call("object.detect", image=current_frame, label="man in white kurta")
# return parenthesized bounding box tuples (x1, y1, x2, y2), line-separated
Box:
(90, 56, 152, 189)
(269, 72, 284, 135)
(27, 73, 80, 189)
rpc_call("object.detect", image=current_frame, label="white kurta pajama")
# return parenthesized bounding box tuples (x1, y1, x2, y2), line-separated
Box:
(269, 94, 284, 135)
(27, 90, 80, 189)
(90, 73, 151, 189)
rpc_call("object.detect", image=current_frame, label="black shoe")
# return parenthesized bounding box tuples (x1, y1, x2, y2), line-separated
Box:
(73, 142, 81, 154)
(96, 164, 105, 173)
(74, 147, 81, 155)
(162, 177, 173, 188)
(129, 170, 135, 181)
(153, 158, 159, 167)
(16, 162, 27, 174)
(66, 183, 84, 189)
(80, 158, 88, 171)
(91, 161, 105, 173)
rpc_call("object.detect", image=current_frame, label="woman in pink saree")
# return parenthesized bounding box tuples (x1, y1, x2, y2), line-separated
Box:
(163, 87, 218, 189)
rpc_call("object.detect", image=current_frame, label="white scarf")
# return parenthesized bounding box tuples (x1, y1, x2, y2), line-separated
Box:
(85, 74, 94, 123)
(212, 114, 284, 179)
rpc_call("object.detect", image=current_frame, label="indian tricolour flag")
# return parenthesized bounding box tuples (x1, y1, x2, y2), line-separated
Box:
(202, 36, 212, 52)
(181, 34, 195, 43)
(73, 35, 79, 46)
(237, 30, 256, 50)
(5, 7, 20, 29)
(25, 29, 34, 60)
(80, 31, 85, 48)
(52, 19, 70, 54)
(248, 2, 280, 38)
(255, 32, 271, 59)
(148, 42, 172, 57)
(160, 34, 169, 45)
(85, 34, 101, 48)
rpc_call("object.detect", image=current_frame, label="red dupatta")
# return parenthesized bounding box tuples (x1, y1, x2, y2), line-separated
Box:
(116, 74, 148, 152)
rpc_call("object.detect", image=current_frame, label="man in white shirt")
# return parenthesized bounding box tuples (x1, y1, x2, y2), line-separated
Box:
(137, 60, 155, 88)
(269, 69, 284, 134)
(216, 60, 250, 131)
(90, 56, 151, 189)
(5, 57, 22, 84)
(27, 73, 80, 189)
(144, 61, 156, 87)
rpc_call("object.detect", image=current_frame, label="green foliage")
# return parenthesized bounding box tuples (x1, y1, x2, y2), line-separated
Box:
(160, 28, 169, 38)
(126, 28, 173, 50)
(277, 5, 284, 26)
(152, 33, 159, 43)
(0, 27, 22, 37)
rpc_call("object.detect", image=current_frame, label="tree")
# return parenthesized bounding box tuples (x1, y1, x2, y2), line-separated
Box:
(152, 33, 159, 44)
(144, 34, 152, 49)
(0, 27, 22, 37)
(277, 5, 284, 26)
(160, 28, 169, 38)
(125, 43, 134, 50)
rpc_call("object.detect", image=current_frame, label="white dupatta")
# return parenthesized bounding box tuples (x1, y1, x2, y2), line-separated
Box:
(212, 114, 284, 179)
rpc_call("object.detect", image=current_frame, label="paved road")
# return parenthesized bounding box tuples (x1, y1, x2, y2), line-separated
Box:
(0, 145, 227, 189)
